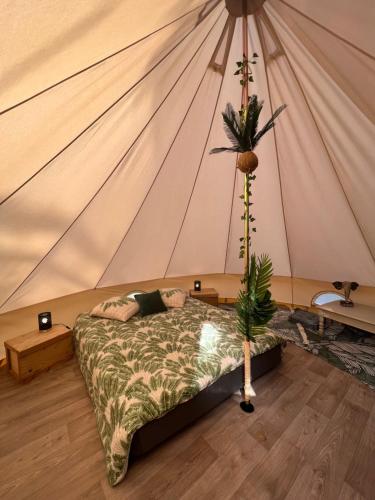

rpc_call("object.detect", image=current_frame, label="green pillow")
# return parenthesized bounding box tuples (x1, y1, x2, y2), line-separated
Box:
(134, 290, 167, 317)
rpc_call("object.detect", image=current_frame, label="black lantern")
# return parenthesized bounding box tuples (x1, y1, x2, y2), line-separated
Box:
(194, 280, 201, 292)
(38, 312, 52, 331)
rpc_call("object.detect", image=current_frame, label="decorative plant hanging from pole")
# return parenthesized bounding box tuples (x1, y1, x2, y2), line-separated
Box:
(210, 0, 286, 413)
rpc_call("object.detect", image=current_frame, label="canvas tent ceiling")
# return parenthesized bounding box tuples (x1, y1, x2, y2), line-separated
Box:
(0, 0, 374, 313)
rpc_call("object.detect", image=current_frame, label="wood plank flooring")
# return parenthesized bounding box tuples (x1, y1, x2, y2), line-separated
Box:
(0, 343, 374, 500)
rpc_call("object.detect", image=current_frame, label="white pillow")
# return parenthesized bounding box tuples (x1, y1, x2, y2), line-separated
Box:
(90, 295, 139, 321)
(160, 288, 186, 308)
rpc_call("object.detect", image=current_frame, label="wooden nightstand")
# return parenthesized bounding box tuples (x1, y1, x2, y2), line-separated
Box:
(189, 288, 219, 307)
(4, 325, 73, 383)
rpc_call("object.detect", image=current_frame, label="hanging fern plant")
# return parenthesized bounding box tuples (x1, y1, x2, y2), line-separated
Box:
(210, 95, 286, 173)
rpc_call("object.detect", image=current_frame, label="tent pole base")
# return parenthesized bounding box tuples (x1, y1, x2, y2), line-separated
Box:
(240, 400, 254, 413)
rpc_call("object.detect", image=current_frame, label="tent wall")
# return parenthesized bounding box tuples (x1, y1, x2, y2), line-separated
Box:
(1, 0, 374, 314)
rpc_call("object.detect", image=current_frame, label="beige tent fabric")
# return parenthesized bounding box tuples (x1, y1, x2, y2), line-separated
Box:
(0, 7, 211, 203)
(265, 3, 375, 255)
(276, 0, 375, 56)
(0, 0, 374, 314)
(267, 1, 375, 123)
(0, 3, 226, 310)
(0, 0, 208, 110)
(257, 6, 375, 284)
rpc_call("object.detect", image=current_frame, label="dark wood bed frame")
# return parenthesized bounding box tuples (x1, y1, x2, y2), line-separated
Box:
(130, 343, 282, 459)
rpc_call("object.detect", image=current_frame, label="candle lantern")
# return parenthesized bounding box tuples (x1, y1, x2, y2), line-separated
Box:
(38, 312, 52, 331)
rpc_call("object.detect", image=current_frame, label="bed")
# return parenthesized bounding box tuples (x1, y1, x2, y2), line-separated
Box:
(74, 297, 283, 486)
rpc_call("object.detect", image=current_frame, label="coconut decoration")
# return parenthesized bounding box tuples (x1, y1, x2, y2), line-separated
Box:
(237, 151, 258, 173)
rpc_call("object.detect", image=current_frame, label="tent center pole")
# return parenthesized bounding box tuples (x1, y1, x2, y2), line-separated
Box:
(240, 0, 255, 414)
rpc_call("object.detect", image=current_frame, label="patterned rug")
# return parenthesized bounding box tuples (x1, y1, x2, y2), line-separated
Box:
(220, 304, 375, 389)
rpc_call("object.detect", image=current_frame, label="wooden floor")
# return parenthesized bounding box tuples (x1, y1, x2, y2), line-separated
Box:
(0, 344, 374, 500)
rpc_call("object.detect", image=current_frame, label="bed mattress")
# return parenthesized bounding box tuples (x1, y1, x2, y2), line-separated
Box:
(74, 297, 282, 485)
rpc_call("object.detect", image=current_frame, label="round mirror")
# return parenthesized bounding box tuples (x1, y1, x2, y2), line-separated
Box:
(311, 291, 345, 306)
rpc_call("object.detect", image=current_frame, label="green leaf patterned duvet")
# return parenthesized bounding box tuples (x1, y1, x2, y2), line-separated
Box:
(74, 298, 282, 485)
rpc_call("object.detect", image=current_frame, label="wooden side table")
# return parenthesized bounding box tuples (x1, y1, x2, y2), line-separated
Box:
(4, 325, 73, 382)
(189, 288, 219, 307)
(316, 301, 375, 336)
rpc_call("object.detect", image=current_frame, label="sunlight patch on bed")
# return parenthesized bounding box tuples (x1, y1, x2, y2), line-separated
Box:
(199, 322, 219, 351)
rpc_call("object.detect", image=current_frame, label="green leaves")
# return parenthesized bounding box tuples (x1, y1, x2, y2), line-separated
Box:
(210, 95, 287, 156)
(222, 102, 242, 149)
(253, 103, 287, 146)
(210, 60, 286, 156)
(234, 56, 258, 86)
(255, 254, 274, 301)
(210, 147, 238, 154)
(236, 254, 277, 341)
(243, 95, 263, 150)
